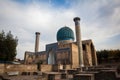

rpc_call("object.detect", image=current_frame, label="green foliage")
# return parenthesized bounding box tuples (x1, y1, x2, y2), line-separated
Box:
(0, 30, 18, 61)
(97, 50, 109, 59)
(97, 49, 120, 64)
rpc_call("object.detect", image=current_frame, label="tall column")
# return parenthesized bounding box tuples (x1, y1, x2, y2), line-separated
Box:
(73, 17, 84, 67)
(35, 32, 40, 52)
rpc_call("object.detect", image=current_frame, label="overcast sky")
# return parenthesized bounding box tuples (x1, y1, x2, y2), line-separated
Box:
(0, 0, 120, 59)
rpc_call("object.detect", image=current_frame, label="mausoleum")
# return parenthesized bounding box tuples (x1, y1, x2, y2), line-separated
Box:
(24, 17, 98, 68)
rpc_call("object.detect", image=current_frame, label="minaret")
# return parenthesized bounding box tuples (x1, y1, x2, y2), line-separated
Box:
(73, 17, 84, 67)
(35, 32, 40, 52)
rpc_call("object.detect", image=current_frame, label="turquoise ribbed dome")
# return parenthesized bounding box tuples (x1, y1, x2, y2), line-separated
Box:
(57, 26, 74, 41)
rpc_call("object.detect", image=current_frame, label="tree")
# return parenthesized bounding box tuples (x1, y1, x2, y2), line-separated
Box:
(97, 49, 120, 64)
(0, 31, 18, 61)
(102, 50, 109, 59)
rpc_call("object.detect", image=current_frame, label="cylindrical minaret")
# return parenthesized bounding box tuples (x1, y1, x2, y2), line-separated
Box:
(73, 17, 84, 67)
(35, 32, 40, 52)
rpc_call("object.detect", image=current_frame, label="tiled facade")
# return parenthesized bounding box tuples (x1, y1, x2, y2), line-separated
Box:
(24, 17, 98, 68)
(24, 39, 97, 67)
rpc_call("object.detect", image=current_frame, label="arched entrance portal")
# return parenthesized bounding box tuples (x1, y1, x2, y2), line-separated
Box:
(48, 51, 55, 64)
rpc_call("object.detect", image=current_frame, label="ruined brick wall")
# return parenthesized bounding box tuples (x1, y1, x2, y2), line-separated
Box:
(5, 64, 37, 72)
(0, 64, 5, 74)
(0, 64, 37, 74)
(40, 64, 52, 72)
(65, 65, 72, 69)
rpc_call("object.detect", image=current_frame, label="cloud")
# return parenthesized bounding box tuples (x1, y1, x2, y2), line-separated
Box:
(0, 0, 76, 59)
(70, 0, 120, 47)
(0, 0, 120, 59)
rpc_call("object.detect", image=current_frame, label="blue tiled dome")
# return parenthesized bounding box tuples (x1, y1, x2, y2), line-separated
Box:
(57, 26, 74, 41)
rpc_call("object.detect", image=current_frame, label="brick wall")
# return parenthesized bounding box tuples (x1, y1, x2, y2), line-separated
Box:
(0, 64, 5, 74)
(0, 64, 37, 74)
(71, 43, 79, 68)
(40, 64, 52, 72)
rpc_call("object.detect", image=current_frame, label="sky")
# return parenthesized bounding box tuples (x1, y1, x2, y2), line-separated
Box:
(0, 0, 120, 60)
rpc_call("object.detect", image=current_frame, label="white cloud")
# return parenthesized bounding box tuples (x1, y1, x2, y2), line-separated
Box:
(70, 0, 120, 48)
(0, 0, 76, 59)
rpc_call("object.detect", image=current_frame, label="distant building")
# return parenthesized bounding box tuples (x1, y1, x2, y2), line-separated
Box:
(24, 17, 97, 68)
